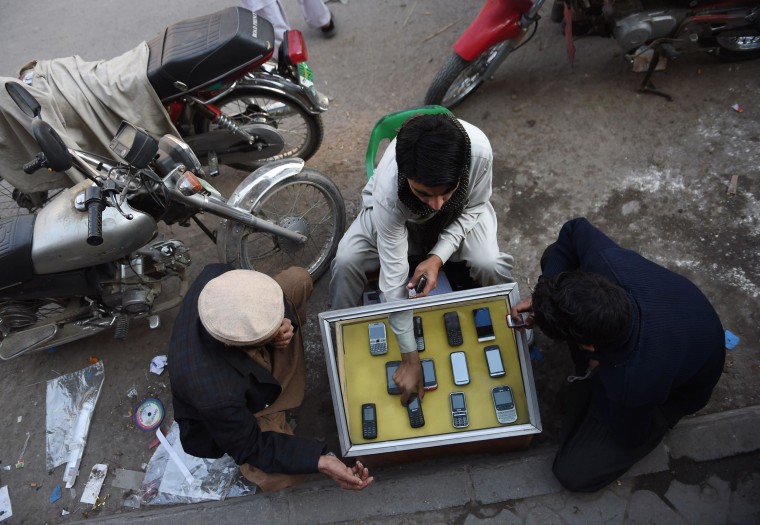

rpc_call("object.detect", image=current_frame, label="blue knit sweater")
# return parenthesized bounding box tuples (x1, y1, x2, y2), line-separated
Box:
(542, 218, 725, 446)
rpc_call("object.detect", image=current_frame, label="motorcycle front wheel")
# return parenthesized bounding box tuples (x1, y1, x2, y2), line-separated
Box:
(220, 169, 345, 281)
(715, 30, 760, 60)
(193, 90, 324, 171)
(424, 43, 510, 108)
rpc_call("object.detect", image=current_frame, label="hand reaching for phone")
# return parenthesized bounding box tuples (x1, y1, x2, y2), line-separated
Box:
(509, 297, 534, 330)
(407, 255, 443, 297)
(394, 351, 424, 406)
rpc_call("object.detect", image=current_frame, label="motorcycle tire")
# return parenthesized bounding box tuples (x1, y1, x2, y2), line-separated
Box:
(0, 176, 57, 219)
(714, 30, 760, 60)
(193, 90, 324, 171)
(222, 169, 345, 281)
(424, 43, 509, 109)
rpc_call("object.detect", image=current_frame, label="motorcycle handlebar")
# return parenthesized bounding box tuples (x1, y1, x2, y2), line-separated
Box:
(23, 153, 47, 174)
(84, 186, 105, 246)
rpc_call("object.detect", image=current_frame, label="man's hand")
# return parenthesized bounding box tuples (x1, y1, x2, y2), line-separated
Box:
(406, 255, 443, 297)
(509, 297, 535, 330)
(394, 351, 424, 406)
(318, 455, 374, 490)
(269, 318, 294, 350)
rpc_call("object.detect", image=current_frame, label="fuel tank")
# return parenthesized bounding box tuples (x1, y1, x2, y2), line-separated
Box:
(31, 181, 158, 274)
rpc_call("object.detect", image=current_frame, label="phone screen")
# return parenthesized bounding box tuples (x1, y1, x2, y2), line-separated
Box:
(386, 361, 400, 394)
(369, 323, 386, 341)
(413, 316, 424, 337)
(421, 359, 437, 389)
(450, 393, 465, 411)
(362, 405, 375, 421)
(493, 387, 514, 409)
(407, 395, 420, 411)
(485, 346, 505, 376)
(444, 312, 460, 331)
(473, 308, 495, 341)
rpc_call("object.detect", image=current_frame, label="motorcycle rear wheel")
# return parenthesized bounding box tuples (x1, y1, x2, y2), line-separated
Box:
(715, 30, 760, 60)
(193, 90, 324, 171)
(425, 43, 509, 108)
(223, 169, 345, 281)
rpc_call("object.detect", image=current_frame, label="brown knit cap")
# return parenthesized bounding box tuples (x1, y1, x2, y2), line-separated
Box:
(198, 270, 284, 346)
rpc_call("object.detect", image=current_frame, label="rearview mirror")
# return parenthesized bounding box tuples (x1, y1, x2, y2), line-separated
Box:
(5, 81, 42, 118)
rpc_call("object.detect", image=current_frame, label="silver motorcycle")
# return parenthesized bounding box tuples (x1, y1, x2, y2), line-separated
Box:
(0, 81, 344, 360)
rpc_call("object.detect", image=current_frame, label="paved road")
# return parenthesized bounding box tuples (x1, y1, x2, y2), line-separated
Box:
(0, 1, 759, 524)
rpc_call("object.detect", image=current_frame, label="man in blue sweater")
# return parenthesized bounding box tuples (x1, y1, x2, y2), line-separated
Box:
(510, 218, 725, 492)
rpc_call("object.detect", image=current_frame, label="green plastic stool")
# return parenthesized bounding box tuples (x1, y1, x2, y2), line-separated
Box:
(364, 105, 453, 180)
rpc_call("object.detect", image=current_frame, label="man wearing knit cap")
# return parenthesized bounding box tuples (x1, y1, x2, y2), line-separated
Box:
(169, 263, 373, 492)
(329, 113, 515, 405)
(509, 218, 725, 492)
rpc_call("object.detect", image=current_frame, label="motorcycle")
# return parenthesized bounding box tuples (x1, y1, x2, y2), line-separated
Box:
(15, 6, 326, 179)
(0, 81, 345, 360)
(424, 0, 760, 107)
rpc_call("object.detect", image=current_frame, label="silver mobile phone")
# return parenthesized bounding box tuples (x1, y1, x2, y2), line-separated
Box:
(368, 321, 388, 356)
(492, 385, 518, 424)
(450, 351, 470, 386)
(449, 391, 469, 429)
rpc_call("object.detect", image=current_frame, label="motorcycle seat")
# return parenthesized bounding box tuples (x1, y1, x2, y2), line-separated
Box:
(147, 7, 275, 102)
(0, 214, 36, 289)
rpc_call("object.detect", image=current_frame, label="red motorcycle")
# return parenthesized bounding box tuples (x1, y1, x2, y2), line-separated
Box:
(425, 0, 760, 107)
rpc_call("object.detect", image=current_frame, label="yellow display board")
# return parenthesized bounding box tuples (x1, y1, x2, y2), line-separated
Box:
(336, 296, 529, 444)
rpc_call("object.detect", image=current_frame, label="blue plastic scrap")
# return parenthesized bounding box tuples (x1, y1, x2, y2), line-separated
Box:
(725, 330, 740, 350)
(50, 484, 62, 504)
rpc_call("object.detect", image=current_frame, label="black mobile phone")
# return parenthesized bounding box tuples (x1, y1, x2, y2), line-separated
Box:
(421, 358, 437, 391)
(450, 391, 469, 429)
(415, 275, 428, 294)
(406, 393, 425, 428)
(473, 307, 496, 342)
(492, 385, 518, 424)
(361, 403, 377, 440)
(385, 361, 401, 395)
(413, 315, 425, 352)
(484, 345, 506, 377)
(443, 311, 463, 346)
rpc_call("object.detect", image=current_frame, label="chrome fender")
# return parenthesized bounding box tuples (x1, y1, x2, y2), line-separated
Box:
(216, 158, 306, 266)
(241, 70, 329, 113)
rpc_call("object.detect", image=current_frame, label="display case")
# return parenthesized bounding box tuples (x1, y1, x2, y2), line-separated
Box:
(318, 284, 541, 460)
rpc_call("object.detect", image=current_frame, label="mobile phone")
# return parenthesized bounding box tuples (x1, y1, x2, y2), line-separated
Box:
(443, 312, 463, 346)
(421, 358, 437, 391)
(450, 391, 469, 429)
(361, 403, 377, 439)
(385, 361, 401, 395)
(473, 307, 496, 342)
(484, 345, 506, 377)
(492, 385, 518, 424)
(413, 315, 425, 352)
(507, 313, 528, 328)
(450, 351, 470, 386)
(368, 321, 388, 356)
(415, 275, 428, 294)
(406, 393, 425, 428)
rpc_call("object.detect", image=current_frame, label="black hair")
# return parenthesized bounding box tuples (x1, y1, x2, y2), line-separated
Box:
(395, 114, 467, 191)
(532, 271, 632, 346)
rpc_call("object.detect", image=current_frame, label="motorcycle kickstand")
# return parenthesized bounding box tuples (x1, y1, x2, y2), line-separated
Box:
(637, 42, 673, 102)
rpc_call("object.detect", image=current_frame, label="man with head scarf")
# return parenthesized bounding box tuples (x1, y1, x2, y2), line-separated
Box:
(329, 113, 515, 405)
(169, 263, 373, 492)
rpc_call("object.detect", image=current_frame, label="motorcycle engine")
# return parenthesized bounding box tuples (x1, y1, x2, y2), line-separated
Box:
(608, 1, 688, 51)
(102, 240, 191, 314)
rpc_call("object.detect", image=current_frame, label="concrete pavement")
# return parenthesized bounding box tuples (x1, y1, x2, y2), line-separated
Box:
(76, 405, 760, 525)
